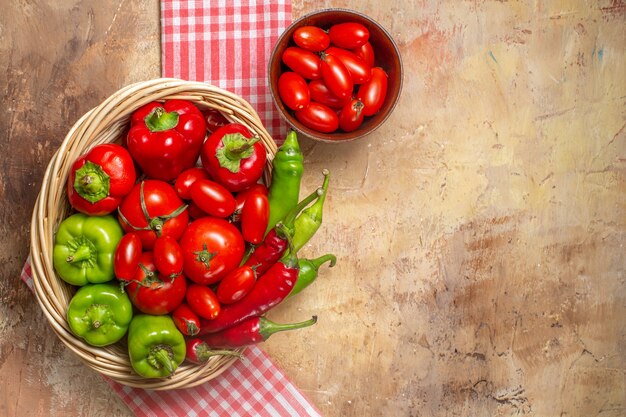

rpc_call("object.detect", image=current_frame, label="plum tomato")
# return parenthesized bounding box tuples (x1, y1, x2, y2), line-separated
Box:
(186, 284, 221, 320)
(189, 179, 236, 218)
(113, 232, 142, 281)
(338, 99, 365, 132)
(282, 47, 322, 79)
(216, 265, 257, 305)
(174, 167, 211, 200)
(357, 67, 388, 116)
(308, 79, 351, 109)
(240, 191, 269, 245)
(153, 235, 184, 277)
(328, 22, 370, 49)
(278, 71, 310, 111)
(326, 46, 371, 84)
(320, 52, 353, 100)
(351, 41, 375, 68)
(295, 102, 339, 133)
(292, 26, 330, 52)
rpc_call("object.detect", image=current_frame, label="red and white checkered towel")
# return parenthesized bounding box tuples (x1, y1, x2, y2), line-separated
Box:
(22, 2, 325, 415)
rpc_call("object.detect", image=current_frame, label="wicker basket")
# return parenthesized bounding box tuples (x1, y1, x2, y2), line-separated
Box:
(29, 78, 278, 389)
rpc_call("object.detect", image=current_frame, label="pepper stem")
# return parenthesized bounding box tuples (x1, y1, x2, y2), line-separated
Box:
(280, 186, 324, 232)
(144, 107, 179, 132)
(73, 161, 111, 203)
(84, 303, 112, 330)
(151, 346, 175, 375)
(258, 316, 318, 341)
(276, 223, 299, 268)
(309, 253, 337, 270)
(66, 245, 93, 264)
(195, 343, 244, 363)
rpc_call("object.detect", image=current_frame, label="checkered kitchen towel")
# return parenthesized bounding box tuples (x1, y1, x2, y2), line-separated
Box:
(21, 2, 324, 415)
(161, 0, 291, 139)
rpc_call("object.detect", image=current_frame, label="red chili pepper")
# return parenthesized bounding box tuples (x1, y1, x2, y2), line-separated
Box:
(198, 232, 301, 335)
(243, 186, 322, 276)
(192, 316, 317, 350)
(184, 338, 243, 365)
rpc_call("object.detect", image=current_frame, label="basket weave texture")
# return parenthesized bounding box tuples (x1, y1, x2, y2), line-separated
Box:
(29, 78, 278, 389)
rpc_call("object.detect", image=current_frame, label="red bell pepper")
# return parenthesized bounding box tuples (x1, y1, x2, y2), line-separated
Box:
(67, 143, 136, 216)
(127, 99, 207, 182)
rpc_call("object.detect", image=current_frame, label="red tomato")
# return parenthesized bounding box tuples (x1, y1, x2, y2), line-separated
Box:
(351, 41, 375, 68)
(278, 72, 310, 111)
(232, 183, 269, 223)
(113, 232, 142, 280)
(241, 192, 269, 245)
(339, 99, 366, 132)
(292, 26, 330, 52)
(282, 47, 322, 79)
(326, 47, 371, 84)
(121, 252, 187, 315)
(328, 22, 370, 49)
(153, 235, 184, 277)
(186, 284, 221, 320)
(202, 108, 230, 133)
(172, 303, 201, 336)
(179, 217, 245, 285)
(187, 201, 208, 219)
(189, 179, 236, 218)
(216, 266, 256, 304)
(308, 79, 351, 109)
(118, 180, 189, 250)
(295, 102, 339, 133)
(320, 52, 353, 100)
(357, 67, 388, 116)
(174, 167, 211, 200)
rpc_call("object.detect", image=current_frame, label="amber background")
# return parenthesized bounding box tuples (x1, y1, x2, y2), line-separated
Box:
(1, 1, 624, 416)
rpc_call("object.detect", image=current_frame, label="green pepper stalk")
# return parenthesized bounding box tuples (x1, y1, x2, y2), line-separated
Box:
(53, 213, 124, 286)
(66, 283, 133, 346)
(265, 130, 304, 235)
(288, 254, 337, 298)
(291, 169, 330, 253)
(127, 315, 186, 378)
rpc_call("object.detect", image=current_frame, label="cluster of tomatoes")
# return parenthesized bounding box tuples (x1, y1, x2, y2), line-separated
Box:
(277, 22, 388, 133)
(66, 99, 270, 334)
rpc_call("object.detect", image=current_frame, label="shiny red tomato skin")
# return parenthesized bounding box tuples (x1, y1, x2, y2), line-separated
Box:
(293, 26, 330, 52)
(174, 167, 211, 200)
(278, 72, 310, 111)
(351, 42, 375, 68)
(122, 252, 187, 315)
(326, 47, 371, 84)
(179, 217, 245, 285)
(282, 47, 322, 79)
(189, 179, 236, 218)
(339, 99, 366, 132)
(308, 79, 351, 109)
(186, 284, 221, 320)
(187, 201, 208, 219)
(295, 102, 339, 133)
(357, 67, 388, 116)
(328, 22, 370, 49)
(320, 53, 353, 100)
(241, 192, 269, 245)
(153, 235, 184, 277)
(216, 265, 256, 304)
(113, 233, 143, 280)
(172, 303, 201, 336)
(118, 180, 189, 250)
(232, 183, 269, 223)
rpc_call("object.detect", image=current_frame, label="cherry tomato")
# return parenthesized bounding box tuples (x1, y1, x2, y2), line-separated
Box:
(216, 265, 256, 304)
(352, 41, 375, 68)
(172, 303, 201, 336)
(113, 232, 142, 280)
(153, 235, 184, 277)
(232, 183, 269, 222)
(174, 167, 211, 200)
(292, 26, 330, 52)
(326, 47, 371, 84)
(339, 99, 366, 132)
(278, 72, 310, 111)
(121, 252, 187, 315)
(282, 47, 322, 79)
(320, 52, 353, 100)
(118, 180, 189, 250)
(189, 178, 236, 218)
(295, 102, 339, 133)
(186, 284, 221, 320)
(328, 22, 370, 49)
(179, 217, 245, 285)
(202, 108, 230, 133)
(187, 201, 208, 219)
(357, 67, 388, 116)
(308, 79, 351, 109)
(241, 191, 269, 245)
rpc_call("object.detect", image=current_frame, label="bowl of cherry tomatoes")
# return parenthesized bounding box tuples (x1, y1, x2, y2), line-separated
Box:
(269, 8, 403, 142)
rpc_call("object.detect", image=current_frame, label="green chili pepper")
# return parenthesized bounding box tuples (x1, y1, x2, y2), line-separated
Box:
(53, 213, 123, 286)
(266, 130, 304, 235)
(291, 169, 330, 253)
(66, 283, 133, 347)
(127, 314, 186, 378)
(289, 254, 336, 298)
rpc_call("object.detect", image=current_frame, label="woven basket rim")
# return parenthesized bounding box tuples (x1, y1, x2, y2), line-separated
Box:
(29, 78, 278, 390)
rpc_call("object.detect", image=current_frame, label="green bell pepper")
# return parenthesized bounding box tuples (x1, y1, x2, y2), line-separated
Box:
(53, 213, 123, 286)
(127, 314, 186, 378)
(66, 283, 133, 347)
